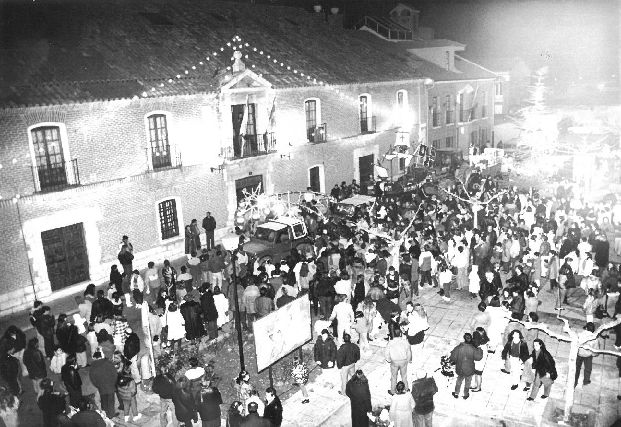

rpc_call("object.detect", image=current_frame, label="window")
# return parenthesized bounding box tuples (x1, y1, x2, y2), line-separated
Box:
(158, 199, 179, 240)
(359, 94, 374, 133)
(495, 82, 503, 96)
(399, 157, 406, 171)
(292, 223, 305, 239)
(445, 51, 450, 70)
(481, 91, 487, 118)
(470, 104, 476, 121)
(305, 99, 319, 142)
(31, 126, 67, 190)
(445, 136, 455, 148)
(147, 114, 172, 169)
(459, 93, 466, 122)
(445, 95, 454, 124)
(432, 139, 441, 149)
(431, 97, 440, 127)
(231, 104, 258, 158)
(396, 90, 407, 109)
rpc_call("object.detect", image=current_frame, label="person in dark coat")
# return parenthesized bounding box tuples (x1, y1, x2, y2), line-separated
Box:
(70, 397, 107, 427)
(37, 306, 57, 358)
(90, 290, 114, 323)
(38, 378, 67, 427)
(123, 330, 141, 362)
(200, 287, 219, 340)
(527, 339, 557, 400)
(501, 329, 531, 390)
(172, 377, 198, 427)
(180, 294, 205, 342)
(109, 265, 123, 295)
(0, 351, 21, 396)
(449, 333, 483, 399)
(313, 329, 337, 369)
(88, 351, 118, 419)
(345, 370, 372, 427)
(0, 325, 26, 357)
(263, 387, 283, 427)
(23, 337, 47, 396)
(61, 354, 82, 407)
(55, 314, 76, 356)
(241, 401, 269, 427)
(117, 244, 134, 277)
(197, 386, 223, 427)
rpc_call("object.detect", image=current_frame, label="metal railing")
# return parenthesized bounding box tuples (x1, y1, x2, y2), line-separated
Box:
(356, 16, 413, 40)
(360, 116, 377, 133)
(148, 144, 182, 170)
(32, 158, 80, 193)
(307, 124, 327, 144)
(222, 132, 277, 160)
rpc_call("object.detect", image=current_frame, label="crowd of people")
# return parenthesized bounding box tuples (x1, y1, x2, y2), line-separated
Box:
(1, 169, 621, 427)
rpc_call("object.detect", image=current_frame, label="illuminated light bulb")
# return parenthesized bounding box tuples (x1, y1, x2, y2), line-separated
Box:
(227, 42, 231, 46)
(319, 81, 323, 85)
(141, 92, 148, 97)
(206, 57, 210, 61)
(12, 158, 17, 164)
(313, 79, 317, 83)
(213, 52, 217, 56)
(192, 66, 196, 70)
(307, 76, 310, 80)
(293, 70, 297, 73)
(176, 75, 181, 78)
(273, 59, 277, 63)
(235, 216, 245, 225)
(267, 55, 271, 59)
(184, 70, 189, 74)
(280, 62, 284, 66)
(199, 61, 203, 65)
(251, 212, 261, 220)
(259, 73, 263, 77)
(160, 83, 164, 87)
(238, 45, 242, 49)
(231, 57, 235, 61)
(259, 51, 263, 55)
(168, 79, 173, 83)
(226, 66, 231, 70)
(245, 43, 249, 47)
(252, 64, 256, 68)
(232, 46, 237, 51)
(253, 47, 257, 51)
(0, 164, 3, 169)
(220, 47, 224, 51)
(287, 66, 290, 70)
(245, 55, 248, 59)
(151, 87, 156, 91)
(300, 73, 304, 76)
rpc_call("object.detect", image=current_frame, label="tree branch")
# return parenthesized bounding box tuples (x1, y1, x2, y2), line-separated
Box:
(508, 318, 573, 342)
(592, 316, 621, 338)
(580, 346, 621, 358)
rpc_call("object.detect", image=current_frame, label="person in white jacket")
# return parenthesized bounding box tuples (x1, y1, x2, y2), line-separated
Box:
(163, 303, 185, 351)
(329, 295, 355, 346)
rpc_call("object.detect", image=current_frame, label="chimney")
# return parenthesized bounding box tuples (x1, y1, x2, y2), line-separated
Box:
(232, 51, 245, 74)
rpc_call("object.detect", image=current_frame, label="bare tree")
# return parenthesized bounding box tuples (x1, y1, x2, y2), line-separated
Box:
(514, 314, 621, 423)
(440, 178, 506, 229)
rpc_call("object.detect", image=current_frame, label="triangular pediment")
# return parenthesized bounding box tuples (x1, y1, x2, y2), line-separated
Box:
(221, 69, 272, 92)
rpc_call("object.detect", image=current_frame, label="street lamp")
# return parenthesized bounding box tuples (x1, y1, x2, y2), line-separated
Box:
(221, 238, 245, 371)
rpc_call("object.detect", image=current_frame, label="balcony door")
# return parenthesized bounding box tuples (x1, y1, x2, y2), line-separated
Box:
(359, 154, 374, 195)
(305, 100, 317, 142)
(31, 126, 67, 190)
(359, 96, 369, 133)
(232, 103, 257, 158)
(148, 114, 172, 169)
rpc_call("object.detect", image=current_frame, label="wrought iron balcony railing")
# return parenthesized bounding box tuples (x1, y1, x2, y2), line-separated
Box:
(221, 132, 277, 160)
(32, 158, 80, 193)
(360, 116, 377, 134)
(148, 144, 182, 171)
(307, 124, 327, 144)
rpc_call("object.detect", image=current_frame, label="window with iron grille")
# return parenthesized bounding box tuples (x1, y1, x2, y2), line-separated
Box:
(158, 199, 179, 240)
(432, 139, 441, 149)
(148, 114, 171, 169)
(31, 126, 67, 190)
(305, 100, 317, 142)
(445, 136, 455, 148)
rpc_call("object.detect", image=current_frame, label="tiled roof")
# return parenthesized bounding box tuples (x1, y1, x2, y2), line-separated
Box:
(0, 0, 427, 108)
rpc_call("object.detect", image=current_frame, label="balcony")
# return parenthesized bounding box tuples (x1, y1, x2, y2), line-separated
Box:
(222, 132, 277, 160)
(32, 158, 80, 193)
(307, 124, 327, 144)
(147, 144, 182, 171)
(360, 116, 376, 134)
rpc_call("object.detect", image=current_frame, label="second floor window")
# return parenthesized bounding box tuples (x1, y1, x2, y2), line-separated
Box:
(445, 95, 454, 124)
(31, 126, 67, 190)
(445, 136, 455, 148)
(148, 114, 171, 169)
(360, 95, 370, 133)
(495, 82, 503, 96)
(305, 99, 318, 142)
(481, 91, 487, 118)
(431, 97, 440, 127)
(459, 93, 466, 122)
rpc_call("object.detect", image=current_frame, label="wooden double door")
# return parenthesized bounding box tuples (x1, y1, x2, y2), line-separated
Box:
(41, 223, 90, 291)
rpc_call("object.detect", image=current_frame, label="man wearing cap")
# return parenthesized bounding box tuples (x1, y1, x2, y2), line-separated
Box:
(202, 212, 216, 251)
(411, 369, 438, 427)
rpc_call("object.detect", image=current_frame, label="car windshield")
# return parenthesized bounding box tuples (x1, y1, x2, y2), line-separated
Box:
(254, 226, 279, 242)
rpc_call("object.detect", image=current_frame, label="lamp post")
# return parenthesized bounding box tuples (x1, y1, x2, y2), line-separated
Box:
(222, 236, 245, 372)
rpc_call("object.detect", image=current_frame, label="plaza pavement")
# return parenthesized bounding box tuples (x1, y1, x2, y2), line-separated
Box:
(5, 269, 621, 426)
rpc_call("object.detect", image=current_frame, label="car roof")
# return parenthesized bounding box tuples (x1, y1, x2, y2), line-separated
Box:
(257, 222, 287, 231)
(271, 216, 303, 226)
(339, 195, 376, 206)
